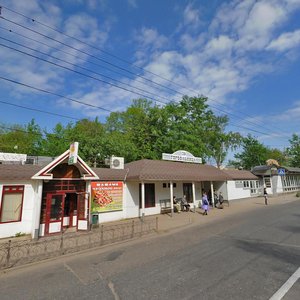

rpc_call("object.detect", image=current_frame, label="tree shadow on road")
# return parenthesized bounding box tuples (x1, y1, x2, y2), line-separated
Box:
(233, 238, 300, 266)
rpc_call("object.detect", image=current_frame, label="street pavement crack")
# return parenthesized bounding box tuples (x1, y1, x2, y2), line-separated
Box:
(108, 280, 120, 300)
(64, 262, 86, 285)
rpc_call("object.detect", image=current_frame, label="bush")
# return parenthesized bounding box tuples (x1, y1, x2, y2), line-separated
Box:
(15, 232, 26, 237)
(296, 192, 300, 197)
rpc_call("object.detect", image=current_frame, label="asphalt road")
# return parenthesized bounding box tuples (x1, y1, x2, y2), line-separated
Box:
(0, 198, 299, 300)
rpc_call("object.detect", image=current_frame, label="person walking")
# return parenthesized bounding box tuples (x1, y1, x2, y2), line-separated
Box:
(202, 192, 209, 215)
(263, 187, 268, 205)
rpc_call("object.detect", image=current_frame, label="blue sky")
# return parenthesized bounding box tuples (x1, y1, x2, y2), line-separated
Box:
(0, 0, 300, 156)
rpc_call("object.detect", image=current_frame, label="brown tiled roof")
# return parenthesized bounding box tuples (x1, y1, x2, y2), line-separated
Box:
(92, 168, 128, 181)
(221, 169, 258, 180)
(0, 164, 42, 181)
(125, 159, 230, 181)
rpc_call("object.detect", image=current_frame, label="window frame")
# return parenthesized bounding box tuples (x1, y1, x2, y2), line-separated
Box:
(0, 185, 25, 224)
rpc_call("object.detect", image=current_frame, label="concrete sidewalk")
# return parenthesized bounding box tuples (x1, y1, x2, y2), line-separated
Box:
(144, 193, 299, 233)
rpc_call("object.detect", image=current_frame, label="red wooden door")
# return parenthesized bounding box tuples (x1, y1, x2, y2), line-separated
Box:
(45, 193, 65, 235)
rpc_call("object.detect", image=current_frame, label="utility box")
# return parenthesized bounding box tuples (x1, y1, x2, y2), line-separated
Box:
(92, 214, 99, 225)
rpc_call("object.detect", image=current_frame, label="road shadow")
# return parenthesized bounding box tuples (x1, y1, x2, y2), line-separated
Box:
(280, 225, 300, 234)
(234, 239, 300, 265)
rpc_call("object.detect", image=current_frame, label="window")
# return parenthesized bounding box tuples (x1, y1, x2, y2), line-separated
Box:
(264, 177, 271, 188)
(243, 181, 250, 188)
(139, 183, 155, 208)
(0, 186, 24, 223)
(163, 183, 176, 188)
(235, 181, 243, 188)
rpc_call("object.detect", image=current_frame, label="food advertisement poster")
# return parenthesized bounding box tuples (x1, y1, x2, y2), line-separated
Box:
(91, 181, 123, 213)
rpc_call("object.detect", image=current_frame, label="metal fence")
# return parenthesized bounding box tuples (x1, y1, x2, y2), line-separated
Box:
(0, 217, 158, 270)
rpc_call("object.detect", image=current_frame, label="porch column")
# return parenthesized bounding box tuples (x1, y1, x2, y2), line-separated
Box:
(210, 181, 215, 208)
(192, 182, 196, 212)
(170, 181, 174, 217)
(141, 181, 145, 220)
(32, 180, 43, 239)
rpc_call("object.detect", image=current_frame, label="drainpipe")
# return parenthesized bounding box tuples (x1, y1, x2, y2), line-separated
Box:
(192, 182, 196, 212)
(170, 181, 174, 217)
(141, 181, 145, 221)
(210, 181, 215, 208)
(32, 180, 43, 240)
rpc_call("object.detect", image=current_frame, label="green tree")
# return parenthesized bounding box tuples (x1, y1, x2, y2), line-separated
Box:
(42, 123, 72, 156)
(231, 135, 270, 170)
(287, 134, 300, 167)
(68, 118, 106, 167)
(206, 115, 242, 168)
(0, 120, 43, 155)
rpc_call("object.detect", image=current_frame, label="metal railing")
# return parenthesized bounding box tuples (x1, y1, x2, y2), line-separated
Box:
(0, 217, 158, 270)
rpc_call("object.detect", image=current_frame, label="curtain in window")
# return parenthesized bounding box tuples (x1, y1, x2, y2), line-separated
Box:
(1, 193, 22, 222)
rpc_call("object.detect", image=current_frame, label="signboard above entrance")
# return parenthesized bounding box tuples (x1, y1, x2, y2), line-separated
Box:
(68, 142, 79, 165)
(162, 150, 202, 164)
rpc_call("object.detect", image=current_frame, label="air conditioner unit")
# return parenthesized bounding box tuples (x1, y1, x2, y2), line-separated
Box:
(110, 156, 124, 169)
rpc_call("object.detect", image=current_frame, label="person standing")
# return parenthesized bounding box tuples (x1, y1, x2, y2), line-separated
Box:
(263, 187, 268, 205)
(173, 196, 181, 213)
(218, 192, 224, 209)
(202, 192, 209, 215)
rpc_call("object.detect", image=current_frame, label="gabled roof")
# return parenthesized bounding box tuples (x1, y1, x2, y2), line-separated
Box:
(125, 159, 230, 181)
(31, 150, 98, 180)
(221, 169, 258, 180)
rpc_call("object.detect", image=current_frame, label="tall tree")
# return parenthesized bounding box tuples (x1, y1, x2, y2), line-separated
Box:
(0, 120, 43, 155)
(287, 134, 300, 167)
(231, 135, 270, 170)
(41, 123, 72, 157)
(69, 118, 106, 167)
(206, 115, 242, 168)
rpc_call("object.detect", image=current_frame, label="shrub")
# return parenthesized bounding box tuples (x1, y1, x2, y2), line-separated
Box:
(296, 192, 300, 197)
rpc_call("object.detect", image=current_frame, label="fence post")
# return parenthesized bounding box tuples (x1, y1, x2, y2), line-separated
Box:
(60, 232, 64, 255)
(100, 225, 104, 245)
(6, 240, 11, 268)
(156, 217, 159, 232)
(131, 220, 134, 238)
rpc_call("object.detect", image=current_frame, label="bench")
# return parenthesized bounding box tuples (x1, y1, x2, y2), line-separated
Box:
(159, 199, 172, 214)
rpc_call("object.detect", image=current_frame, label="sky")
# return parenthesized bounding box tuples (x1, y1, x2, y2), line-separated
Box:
(0, 0, 300, 157)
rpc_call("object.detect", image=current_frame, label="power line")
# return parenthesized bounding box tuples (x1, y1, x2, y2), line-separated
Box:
(0, 42, 169, 106)
(0, 5, 291, 136)
(0, 12, 290, 137)
(0, 35, 174, 104)
(0, 14, 182, 96)
(0, 6, 293, 139)
(0, 100, 80, 120)
(0, 26, 177, 101)
(0, 75, 274, 138)
(0, 39, 286, 137)
(0, 76, 113, 113)
(0, 4, 192, 92)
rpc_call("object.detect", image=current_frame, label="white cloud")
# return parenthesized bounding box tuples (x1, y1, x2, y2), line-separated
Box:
(267, 30, 300, 51)
(134, 27, 168, 50)
(183, 3, 202, 28)
(127, 0, 137, 8)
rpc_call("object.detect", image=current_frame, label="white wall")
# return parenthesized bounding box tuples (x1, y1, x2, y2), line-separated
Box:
(226, 181, 252, 200)
(0, 181, 36, 239)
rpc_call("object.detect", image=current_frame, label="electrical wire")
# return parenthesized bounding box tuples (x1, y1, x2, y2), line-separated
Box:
(0, 5, 291, 136)
(0, 76, 113, 113)
(0, 6, 293, 139)
(0, 100, 80, 120)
